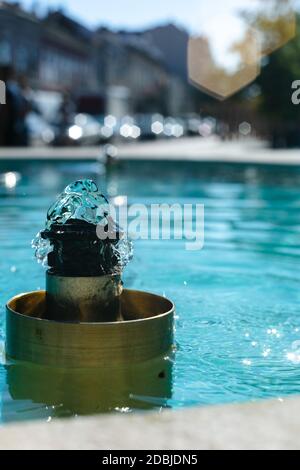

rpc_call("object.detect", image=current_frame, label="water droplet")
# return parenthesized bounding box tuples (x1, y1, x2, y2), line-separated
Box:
(292, 340, 300, 351)
(267, 328, 279, 336)
(262, 348, 271, 358)
(287, 352, 300, 364)
(242, 359, 252, 366)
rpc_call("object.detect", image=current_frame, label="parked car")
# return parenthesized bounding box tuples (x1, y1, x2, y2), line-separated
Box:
(26, 112, 56, 147)
(163, 117, 185, 138)
(54, 114, 102, 146)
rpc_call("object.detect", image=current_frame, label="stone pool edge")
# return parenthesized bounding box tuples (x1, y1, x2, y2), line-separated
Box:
(2, 138, 300, 165)
(0, 396, 300, 450)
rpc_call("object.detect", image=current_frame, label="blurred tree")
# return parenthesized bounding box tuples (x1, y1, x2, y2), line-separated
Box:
(243, 1, 300, 147)
(257, 25, 300, 121)
(252, 0, 295, 56)
(256, 14, 300, 147)
(190, 1, 300, 145)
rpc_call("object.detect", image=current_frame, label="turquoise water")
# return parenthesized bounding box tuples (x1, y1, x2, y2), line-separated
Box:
(1, 159, 300, 422)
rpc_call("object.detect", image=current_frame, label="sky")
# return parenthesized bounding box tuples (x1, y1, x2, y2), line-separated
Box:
(17, 0, 268, 32)
(18, 0, 299, 72)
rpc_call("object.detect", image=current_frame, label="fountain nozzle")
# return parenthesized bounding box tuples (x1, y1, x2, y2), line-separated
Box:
(41, 219, 123, 322)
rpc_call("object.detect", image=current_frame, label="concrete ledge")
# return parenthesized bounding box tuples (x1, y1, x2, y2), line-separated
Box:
(0, 397, 300, 450)
(1, 138, 300, 165)
(0, 146, 103, 160)
(117, 137, 300, 165)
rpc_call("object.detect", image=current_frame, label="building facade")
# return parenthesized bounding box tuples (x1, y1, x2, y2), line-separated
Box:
(94, 29, 170, 115)
(0, 2, 197, 116)
(0, 2, 41, 83)
(40, 11, 97, 94)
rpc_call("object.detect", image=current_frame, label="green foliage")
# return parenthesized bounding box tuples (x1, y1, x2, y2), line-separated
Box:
(257, 14, 300, 122)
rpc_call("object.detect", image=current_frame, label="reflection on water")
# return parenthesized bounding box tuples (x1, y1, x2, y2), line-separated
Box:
(2, 354, 173, 423)
(2, 160, 300, 422)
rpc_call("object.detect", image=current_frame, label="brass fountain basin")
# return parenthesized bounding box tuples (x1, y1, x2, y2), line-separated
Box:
(6, 289, 174, 368)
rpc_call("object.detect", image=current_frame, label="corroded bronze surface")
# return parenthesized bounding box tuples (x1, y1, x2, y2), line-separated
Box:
(46, 272, 123, 322)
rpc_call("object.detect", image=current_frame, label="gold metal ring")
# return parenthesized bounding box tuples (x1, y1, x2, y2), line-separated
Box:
(6, 290, 175, 368)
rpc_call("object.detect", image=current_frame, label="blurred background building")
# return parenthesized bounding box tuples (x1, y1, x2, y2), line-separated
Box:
(0, 2, 197, 119)
(0, 0, 299, 148)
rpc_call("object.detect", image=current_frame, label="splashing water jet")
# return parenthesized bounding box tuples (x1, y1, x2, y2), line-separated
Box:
(32, 180, 133, 322)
